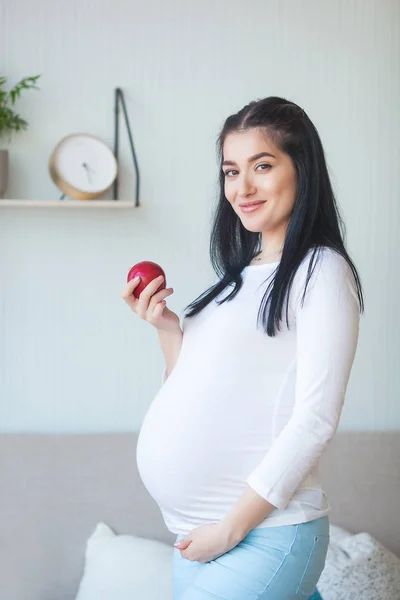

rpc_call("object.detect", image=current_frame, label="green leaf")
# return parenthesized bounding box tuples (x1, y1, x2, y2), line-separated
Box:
(0, 73, 42, 140)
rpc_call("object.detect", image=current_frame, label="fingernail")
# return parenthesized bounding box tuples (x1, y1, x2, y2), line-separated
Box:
(133, 276, 140, 282)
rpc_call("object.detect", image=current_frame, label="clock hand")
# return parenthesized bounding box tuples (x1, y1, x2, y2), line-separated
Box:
(81, 162, 92, 184)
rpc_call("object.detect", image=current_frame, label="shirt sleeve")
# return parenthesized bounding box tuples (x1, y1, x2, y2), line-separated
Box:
(246, 249, 360, 510)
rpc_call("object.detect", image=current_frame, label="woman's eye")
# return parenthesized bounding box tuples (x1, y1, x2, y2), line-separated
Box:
(223, 164, 271, 177)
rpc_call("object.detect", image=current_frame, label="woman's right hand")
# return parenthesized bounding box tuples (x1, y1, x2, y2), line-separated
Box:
(121, 275, 181, 333)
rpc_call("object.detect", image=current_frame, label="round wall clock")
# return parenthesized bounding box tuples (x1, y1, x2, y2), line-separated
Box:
(49, 133, 118, 200)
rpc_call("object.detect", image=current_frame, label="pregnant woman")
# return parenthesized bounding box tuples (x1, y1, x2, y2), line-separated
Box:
(122, 96, 363, 600)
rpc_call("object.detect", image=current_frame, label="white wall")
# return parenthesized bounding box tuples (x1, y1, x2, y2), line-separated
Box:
(1, 0, 399, 432)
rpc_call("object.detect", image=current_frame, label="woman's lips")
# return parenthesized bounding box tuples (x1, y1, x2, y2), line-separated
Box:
(240, 201, 267, 213)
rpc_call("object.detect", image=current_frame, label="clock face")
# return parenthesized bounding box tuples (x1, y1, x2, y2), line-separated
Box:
(50, 134, 118, 197)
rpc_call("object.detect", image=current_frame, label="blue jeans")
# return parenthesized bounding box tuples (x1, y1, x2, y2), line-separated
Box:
(308, 591, 323, 600)
(172, 516, 328, 599)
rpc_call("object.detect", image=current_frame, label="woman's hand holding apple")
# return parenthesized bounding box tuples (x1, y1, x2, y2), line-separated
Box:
(121, 262, 181, 334)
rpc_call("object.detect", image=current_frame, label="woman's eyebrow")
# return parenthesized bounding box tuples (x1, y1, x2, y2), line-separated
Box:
(222, 151, 276, 166)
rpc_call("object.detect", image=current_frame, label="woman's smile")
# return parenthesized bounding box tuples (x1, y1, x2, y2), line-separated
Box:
(240, 200, 267, 214)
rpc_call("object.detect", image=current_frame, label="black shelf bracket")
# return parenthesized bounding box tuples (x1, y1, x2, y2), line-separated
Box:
(113, 87, 140, 206)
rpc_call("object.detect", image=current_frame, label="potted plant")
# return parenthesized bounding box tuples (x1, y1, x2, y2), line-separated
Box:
(0, 74, 41, 198)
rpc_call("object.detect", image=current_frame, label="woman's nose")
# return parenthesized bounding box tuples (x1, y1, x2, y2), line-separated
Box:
(238, 179, 256, 198)
(237, 175, 256, 197)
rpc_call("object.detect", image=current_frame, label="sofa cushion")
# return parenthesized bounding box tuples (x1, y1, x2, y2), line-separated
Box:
(318, 525, 400, 600)
(75, 523, 174, 600)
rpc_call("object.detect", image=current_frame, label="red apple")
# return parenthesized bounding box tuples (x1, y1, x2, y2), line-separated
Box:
(127, 261, 167, 299)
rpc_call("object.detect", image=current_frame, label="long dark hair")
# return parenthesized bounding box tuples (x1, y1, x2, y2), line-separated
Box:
(184, 96, 364, 336)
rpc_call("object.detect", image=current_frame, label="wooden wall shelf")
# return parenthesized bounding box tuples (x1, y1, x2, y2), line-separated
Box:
(0, 199, 136, 208)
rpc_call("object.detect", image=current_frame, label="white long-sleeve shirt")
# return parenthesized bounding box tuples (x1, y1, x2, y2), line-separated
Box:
(136, 247, 360, 535)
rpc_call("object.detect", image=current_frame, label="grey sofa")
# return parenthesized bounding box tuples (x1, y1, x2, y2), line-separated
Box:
(0, 431, 399, 600)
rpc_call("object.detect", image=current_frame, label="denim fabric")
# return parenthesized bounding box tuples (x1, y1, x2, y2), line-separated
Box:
(172, 516, 329, 599)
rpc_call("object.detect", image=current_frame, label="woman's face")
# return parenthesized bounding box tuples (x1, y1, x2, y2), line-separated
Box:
(222, 129, 298, 236)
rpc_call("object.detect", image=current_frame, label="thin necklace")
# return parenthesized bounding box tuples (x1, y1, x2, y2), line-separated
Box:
(253, 248, 283, 262)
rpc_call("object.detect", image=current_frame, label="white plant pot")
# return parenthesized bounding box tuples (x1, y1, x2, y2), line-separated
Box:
(0, 149, 9, 199)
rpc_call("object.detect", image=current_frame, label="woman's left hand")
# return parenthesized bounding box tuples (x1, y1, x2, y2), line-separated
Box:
(174, 522, 241, 563)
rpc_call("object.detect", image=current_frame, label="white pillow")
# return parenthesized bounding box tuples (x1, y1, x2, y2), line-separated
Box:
(75, 523, 174, 600)
(318, 524, 400, 600)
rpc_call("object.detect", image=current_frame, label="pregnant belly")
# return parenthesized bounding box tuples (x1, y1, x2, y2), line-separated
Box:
(136, 388, 257, 516)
